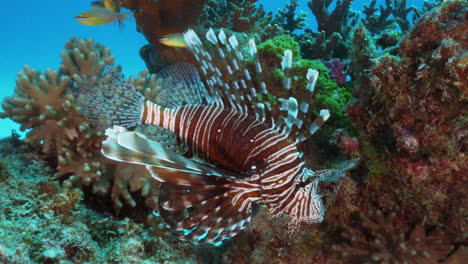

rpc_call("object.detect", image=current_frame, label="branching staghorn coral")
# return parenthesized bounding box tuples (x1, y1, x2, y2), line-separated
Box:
(199, 0, 283, 40)
(275, 0, 308, 33)
(307, 0, 358, 40)
(392, 0, 420, 32)
(362, 0, 395, 35)
(301, 0, 358, 59)
(298, 30, 342, 60)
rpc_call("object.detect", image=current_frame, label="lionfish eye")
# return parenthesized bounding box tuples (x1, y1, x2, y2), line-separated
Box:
(297, 180, 308, 188)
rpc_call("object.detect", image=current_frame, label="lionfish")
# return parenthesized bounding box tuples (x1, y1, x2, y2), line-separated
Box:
(79, 29, 357, 246)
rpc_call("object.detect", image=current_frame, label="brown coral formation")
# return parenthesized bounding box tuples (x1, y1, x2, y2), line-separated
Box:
(333, 210, 458, 263)
(303, 0, 359, 59)
(342, 1, 467, 257)
(121, 0, 283, 71)
(118, 0, 206, 46)
(0, 37, 164, 217)
(199, 0, 282, 40)
(116, 0, 207, 70)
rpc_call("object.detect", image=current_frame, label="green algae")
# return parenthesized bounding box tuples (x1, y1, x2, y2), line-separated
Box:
(257, 35, 352, 124)
(361, 141, 390, 181)
(257, 35, 301, 60)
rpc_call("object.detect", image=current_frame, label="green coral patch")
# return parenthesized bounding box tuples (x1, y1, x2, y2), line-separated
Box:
(257, 35, 301, 60)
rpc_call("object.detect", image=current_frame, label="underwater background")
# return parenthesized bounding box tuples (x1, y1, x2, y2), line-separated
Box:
(0, 0, 426, 138)
(0, 0, 466, 263)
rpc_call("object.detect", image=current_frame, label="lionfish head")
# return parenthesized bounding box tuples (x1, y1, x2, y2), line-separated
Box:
(288, 168, 325, 223)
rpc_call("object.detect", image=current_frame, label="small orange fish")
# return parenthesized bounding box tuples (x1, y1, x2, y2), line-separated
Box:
(160, 33, 187, 48)
(75, 8, 128, 26)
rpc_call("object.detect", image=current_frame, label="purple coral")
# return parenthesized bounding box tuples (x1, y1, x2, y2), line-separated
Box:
(324, 58, 348, 84)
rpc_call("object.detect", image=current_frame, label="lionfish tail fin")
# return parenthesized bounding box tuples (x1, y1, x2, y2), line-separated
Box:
(159, 176, 262, 245)
(75, 70, 145, 130)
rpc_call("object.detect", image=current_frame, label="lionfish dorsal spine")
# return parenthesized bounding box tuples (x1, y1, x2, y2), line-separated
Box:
(295, 109, 330, 144)
(184, 28, 331, 144)
(281, 50, 293, 91)
(187, 29, 267, 119)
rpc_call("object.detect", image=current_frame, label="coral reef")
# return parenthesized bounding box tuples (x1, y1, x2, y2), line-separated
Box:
(359, 0, 446, 55)
(127, 0, 284, 71)
(307, 0, 357, 38)
(392, 0, 420, 32)
(118, 0, 206, 46)
(0, 37, 165, 217)
(349, 1, 467, 187)
(1, 1, 466, 263)
(323, 58, 347, 84)
(362, 0, 395, 35)
(211, 2, 467, 262)
(333, 210, 459, 263)
(297, 30, 342, 60)
(0, 136, 196, 263)
(344, 0, 467, 255)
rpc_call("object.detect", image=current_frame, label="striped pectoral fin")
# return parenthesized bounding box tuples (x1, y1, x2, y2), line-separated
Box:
(102, 126, 238, 177)
(156, 63, 211, 107)
(159, 178, 261, 245)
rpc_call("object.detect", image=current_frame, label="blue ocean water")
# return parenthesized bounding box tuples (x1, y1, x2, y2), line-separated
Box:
(0, 1, 146, 138)
(0, 0, 425, 138)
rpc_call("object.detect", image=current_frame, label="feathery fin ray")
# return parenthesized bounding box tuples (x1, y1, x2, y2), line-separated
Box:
(183, 29, 328, 144)
(101, 126, 239, 178)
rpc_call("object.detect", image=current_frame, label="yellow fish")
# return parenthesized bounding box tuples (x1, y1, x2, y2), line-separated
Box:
(103, 0, 120, 13)
(160, 33, 187, 48)
(75, 8, 128, 26)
